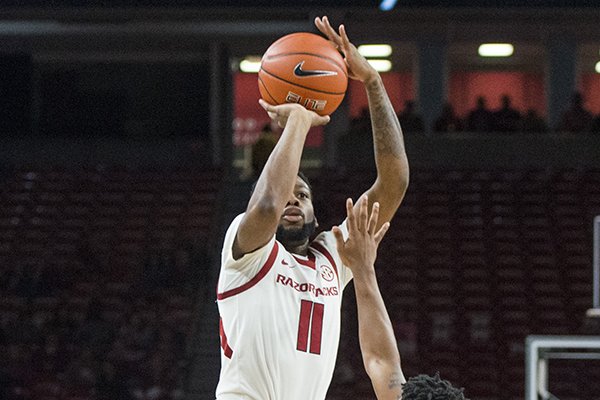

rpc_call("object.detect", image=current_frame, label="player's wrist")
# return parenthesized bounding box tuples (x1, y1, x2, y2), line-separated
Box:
(363, 71, 381, 87)
(287, 108, 313, 130)
(350, 264, 377, 281)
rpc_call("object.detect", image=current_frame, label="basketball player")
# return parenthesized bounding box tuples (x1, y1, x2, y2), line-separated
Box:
(334, 196, 468, 400)
(215, 16, 409, 399)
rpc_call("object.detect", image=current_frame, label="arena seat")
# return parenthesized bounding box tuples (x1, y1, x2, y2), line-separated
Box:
(0, 166, 222, 399)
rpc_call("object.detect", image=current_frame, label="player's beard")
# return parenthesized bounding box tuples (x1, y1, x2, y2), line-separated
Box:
(276, 219, 317, 244)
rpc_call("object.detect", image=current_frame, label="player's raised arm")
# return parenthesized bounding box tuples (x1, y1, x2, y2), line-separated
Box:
(332, 196, 405, 400)
(315, 16, 409, 231)
(232, 100, 329, 260)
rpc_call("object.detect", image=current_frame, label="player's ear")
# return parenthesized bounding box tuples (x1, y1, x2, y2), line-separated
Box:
(315, 216, 319, 229)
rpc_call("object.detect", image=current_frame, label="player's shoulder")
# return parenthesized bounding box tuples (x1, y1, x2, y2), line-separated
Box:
(311, 228, 334, 243)
(312, 222, 347, 245)
(310, 229, 338, 256)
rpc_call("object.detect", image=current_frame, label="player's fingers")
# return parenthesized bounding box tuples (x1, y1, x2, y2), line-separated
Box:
(314, 17, 326, 35)
(266, 111, 280, 122)
(367, 202, 380, 235)
(322, 16, 342, 45)
(314, 17, 330, 38)
(338, 25, 353, 55)
(320, 16, 336, 36)
(313, 115, 331, 126)
(315, 16, 332, 35)
(345, 197, 356, 233)
(316, 17, 347, 58)
(358, 195, 368, 231)
(373, 222, 390, 244)
(314, 16, 324, 28)
(259, 99, 274, 111)
(339, 24, 349, 44)
(332, 226, 345, 251)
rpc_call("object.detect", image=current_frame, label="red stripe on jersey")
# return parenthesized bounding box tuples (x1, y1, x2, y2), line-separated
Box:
(309, 302, 324, 355)
(292, 252, 316, 270)
(311, 242, 339, 284)
(296, 299, 312, 352)
(217, 242, 279, 300)
(219, 318, 233, 359)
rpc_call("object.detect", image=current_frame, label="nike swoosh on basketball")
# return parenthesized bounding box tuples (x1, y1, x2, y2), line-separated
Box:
(293, 61, 338, 77)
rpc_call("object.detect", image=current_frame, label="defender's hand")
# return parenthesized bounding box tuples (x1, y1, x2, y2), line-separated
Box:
(332, 196, 390, 275)
(315, 16, 378, 84)
(259, 99, 330, 128)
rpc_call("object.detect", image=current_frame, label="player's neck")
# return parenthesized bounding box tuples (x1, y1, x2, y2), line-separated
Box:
(282, 240, 310, 257)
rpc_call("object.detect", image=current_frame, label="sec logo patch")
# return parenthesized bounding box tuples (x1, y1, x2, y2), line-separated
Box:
(320, 265, 335, 282)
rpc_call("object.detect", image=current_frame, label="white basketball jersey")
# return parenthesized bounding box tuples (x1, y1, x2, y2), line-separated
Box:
(215, 213, 352, 400)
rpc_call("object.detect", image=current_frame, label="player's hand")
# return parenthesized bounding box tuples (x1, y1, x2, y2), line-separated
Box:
(259, 99, 330, 128)
(332, 196, 390, 276)
(315, 16, 378, 84)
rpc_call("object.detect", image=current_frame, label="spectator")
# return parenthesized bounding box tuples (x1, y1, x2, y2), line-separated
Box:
(250, 123, 279, 178)
(466, 96, 494, 133)
(493, 94, 522, 132)
(338, 107, 374, 171)
(433, 102, 463, 133)
(398, 100, 425, 133)
(522, 109, 548, 133)
(557, 91, 593, 133)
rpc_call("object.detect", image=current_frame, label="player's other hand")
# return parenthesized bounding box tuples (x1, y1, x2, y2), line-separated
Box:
(314, 16, 378, 84)
(259, 99, 330, 128)
(333, 196, 390, 276)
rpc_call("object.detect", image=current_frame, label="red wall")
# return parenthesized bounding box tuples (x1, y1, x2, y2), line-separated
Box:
(233, 71, 414, 147)
(579, 73, 600, 115)
(449, 71, 546, 118)
(234, 70, 555, 142)
(233, 73, 323, 147)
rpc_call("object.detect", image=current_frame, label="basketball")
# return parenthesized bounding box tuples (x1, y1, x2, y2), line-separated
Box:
(258, 32, 348, 116)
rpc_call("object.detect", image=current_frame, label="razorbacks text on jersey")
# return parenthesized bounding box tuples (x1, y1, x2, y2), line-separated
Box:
(216, 213, 352, 400)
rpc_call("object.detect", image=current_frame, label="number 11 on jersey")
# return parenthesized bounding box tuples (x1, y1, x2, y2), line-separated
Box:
(296, 300, 324, 355)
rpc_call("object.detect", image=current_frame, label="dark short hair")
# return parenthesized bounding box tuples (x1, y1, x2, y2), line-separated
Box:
(402, 373, 467, 400)
(250, 171, 313, 198)
(296, 171, 313, 196)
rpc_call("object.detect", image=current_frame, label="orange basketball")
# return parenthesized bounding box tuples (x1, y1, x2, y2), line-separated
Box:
(258, 32, 348, 116)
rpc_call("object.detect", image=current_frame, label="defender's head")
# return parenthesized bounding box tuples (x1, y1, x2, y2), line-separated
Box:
(402, 373, 467, 400)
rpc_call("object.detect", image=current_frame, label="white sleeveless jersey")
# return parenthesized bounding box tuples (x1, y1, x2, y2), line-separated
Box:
(215, 213, 352, 400)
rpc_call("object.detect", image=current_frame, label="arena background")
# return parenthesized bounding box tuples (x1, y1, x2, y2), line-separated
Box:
(1, 1, 600, 399)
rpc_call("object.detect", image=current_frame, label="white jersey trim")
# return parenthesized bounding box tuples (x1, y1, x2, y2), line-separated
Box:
(217, 241, 279, 300)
